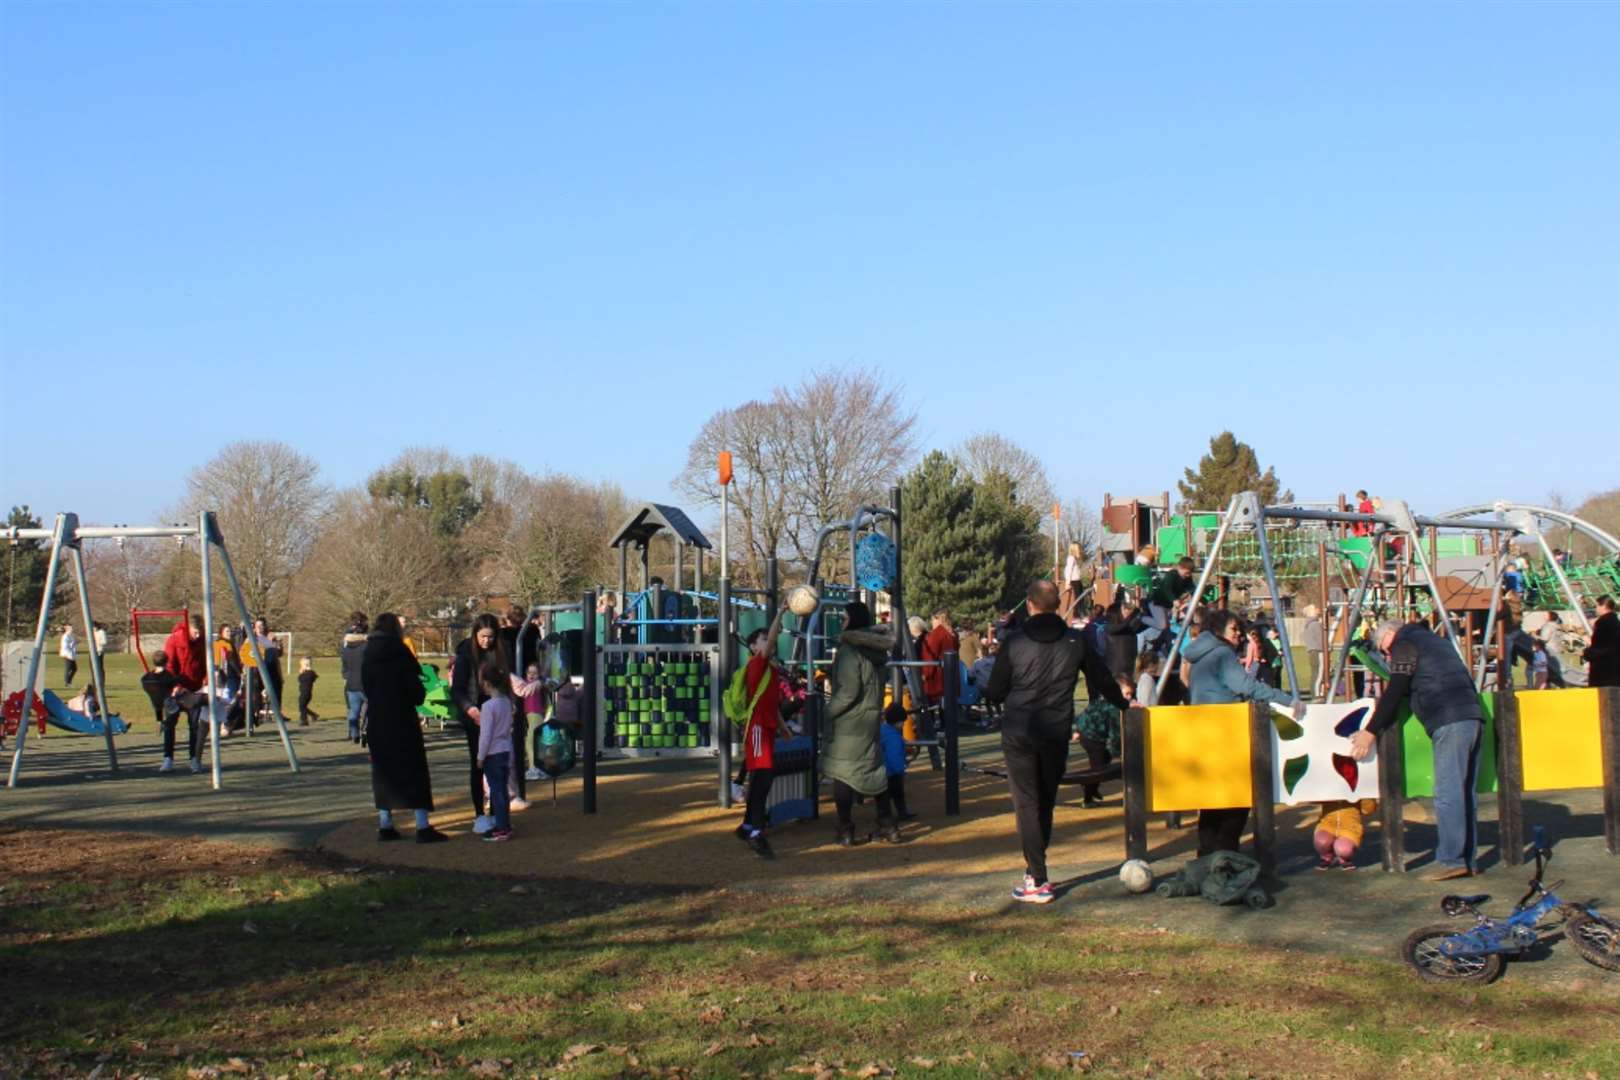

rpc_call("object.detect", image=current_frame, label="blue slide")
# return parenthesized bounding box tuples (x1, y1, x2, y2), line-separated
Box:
(39, 689, 128, 736)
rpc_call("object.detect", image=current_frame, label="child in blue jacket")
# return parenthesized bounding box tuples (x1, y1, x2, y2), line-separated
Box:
(881, 703, 914, 821)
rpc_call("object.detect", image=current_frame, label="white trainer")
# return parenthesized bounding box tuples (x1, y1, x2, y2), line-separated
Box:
(159, 757, 174, 773)
(189, 758, 203, 774)
(524, 767, 542, 782)
(472, 814, 494, 835)
(510, 798, 531, 812)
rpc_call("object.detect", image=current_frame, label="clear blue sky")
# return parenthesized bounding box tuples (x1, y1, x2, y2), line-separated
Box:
(3, 2, 1616, 527)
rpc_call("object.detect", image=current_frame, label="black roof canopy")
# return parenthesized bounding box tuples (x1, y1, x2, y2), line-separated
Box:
(609, 503, 712, 551)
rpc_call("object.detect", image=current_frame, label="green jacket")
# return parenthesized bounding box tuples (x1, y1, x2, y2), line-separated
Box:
(820, 627, 891, 796)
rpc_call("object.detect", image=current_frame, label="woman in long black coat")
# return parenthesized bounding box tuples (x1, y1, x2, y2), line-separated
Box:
(362, 612, 447, 843)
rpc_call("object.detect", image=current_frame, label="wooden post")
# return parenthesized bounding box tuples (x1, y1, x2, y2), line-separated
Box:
(1249, 702, 1277, 874)
(1495, 690, 1525, 866)
(1376, 722, 1406, 872)
(1599, 687, 1620, 857)
(1123, 706, 1149, 862)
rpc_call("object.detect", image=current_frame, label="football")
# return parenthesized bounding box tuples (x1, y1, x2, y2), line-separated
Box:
(1119, 858, 1154, 894)
(787, 584, 820, 618)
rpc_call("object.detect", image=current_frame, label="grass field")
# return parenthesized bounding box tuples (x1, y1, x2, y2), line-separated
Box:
(4, 828, 1619, 1080)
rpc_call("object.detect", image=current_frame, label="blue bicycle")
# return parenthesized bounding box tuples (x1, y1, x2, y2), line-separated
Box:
(1402, 827, 1620, 984)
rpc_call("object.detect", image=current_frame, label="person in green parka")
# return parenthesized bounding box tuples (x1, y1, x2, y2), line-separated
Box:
(821, 601, 903, 846)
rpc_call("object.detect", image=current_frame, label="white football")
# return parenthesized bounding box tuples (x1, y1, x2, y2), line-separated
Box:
(787, 584, 820, 618)
(1119, 859, 1154, 894)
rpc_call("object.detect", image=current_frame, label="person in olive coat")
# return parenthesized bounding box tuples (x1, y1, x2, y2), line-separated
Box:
(362, 612, 447, 843)
(821, 602, 902, 846)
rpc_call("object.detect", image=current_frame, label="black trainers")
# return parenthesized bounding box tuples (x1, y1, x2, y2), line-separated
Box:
(835, 825, 857, 847)
(415, 826, 450, 844)
(875, 819, 905, 844)
(749, 834, 775, 860)
(735, 823, 752, 843)
(378, 826, 402, 842)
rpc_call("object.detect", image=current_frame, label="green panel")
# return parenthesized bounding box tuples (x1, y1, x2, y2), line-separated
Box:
(1436, 536, 1479, 558)
(1156, 527, 1189, 564)
(1338, 537, 1374, 572)
(1401, 693, 1498, 798)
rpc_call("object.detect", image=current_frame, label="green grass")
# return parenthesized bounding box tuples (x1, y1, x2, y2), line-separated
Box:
(4, 833, 1618, 1079)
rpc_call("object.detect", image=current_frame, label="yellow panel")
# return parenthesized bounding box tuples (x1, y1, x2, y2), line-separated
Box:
(1143, 703, 1253, 812)
(1518, 688, 1604, 792)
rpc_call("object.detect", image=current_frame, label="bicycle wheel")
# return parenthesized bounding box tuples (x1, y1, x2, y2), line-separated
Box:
(1402, 924, 1504, 985)
(1567, 913, 1620, 972)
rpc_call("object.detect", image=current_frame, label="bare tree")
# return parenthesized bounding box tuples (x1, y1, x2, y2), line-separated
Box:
(954, 432, 1057, 516)
(294, 492, 449, 637)
(496, 475, 627, 603)
(677, 401, 795, 585)
(1058, 498, 1101, 561)
(179, 440, 330, 626)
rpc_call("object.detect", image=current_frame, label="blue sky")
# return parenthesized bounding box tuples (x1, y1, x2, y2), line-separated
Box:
(3, 2, 1616, 527)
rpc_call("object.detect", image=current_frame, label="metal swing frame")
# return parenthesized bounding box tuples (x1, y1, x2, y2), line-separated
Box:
(2, 511, 299, 790)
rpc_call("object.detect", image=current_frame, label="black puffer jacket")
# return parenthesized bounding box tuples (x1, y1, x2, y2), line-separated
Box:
(1366, 624, 1482, 737)
(985, 612, 1126, 741)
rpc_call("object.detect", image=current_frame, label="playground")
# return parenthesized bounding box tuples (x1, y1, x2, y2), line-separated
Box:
(4, 490, 1620, 1079)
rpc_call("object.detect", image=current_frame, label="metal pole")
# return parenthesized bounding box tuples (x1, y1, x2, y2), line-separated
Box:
(211, 514, 299, 773)
(1531, 529, 1592, 634)
(1474, 537, 1508, 689)
(67, 544, 117, 772)
(198, 513, 224, 790)
(581, 589, 597, 814)
(1405, 511, 1467, 665)
(6, 513, 69, 788)
(1326, 533, 1384, 704)
(1252, 505, 1302, 700)
(717, 575, 733, 808)
(1155, 494, 1242, 699)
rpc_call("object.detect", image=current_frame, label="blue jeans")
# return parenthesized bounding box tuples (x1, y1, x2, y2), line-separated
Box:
(483, 752, 511, 831)
(1431, 719, 1482, 870)
(346, 690, 366, 740)
(1139, 603, 1171, 654)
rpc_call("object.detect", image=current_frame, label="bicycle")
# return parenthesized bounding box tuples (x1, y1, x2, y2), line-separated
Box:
(1402, 826, 1620, 984)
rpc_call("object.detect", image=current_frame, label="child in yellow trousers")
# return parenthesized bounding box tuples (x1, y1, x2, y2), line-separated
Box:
(1315, 799, 1377, 870)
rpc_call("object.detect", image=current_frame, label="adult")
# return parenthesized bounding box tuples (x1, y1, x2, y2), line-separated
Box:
(1583, 595, 1620, 688)
(340, 613, 369, 744)
(240, 617, 284, 723)
(59, 625, 77, 687)
(1534, 613, 1568, 688)
(498, 605, 533, 805)
(1349, 619, 1484, 880)
(918, 608, 958, 768)
(1145, 558, 1196, 654)
(160, 615, 209, 774)
(1299, 604, 1325, 699)
(452, 614, 506, 835)
(362, 612, 446, 843)
(984, 579, 1125, 903)
(1063, 542, 1085, 614)
(822, 602, 901, 847)
(1181, 610, 1302, 857)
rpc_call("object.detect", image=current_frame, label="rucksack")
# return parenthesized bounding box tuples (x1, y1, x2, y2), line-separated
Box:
(722, 663, 771, 728)
(537, 719, 575, 777)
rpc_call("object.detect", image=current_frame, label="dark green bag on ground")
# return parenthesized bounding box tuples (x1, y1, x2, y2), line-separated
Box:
(1155, 851, 1273, 909)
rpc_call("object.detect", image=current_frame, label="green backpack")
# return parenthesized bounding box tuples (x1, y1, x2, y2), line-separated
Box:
(722, 663, 771, 730)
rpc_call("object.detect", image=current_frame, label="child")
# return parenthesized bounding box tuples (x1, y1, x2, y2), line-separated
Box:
(475, 663, 515, 842)
(1135, 652, 1161, 708)
(1315, 799, 1377, 870)
(1530, 640, 1550, 689)
(1074, 690, 1124, 808)
(881, 703, 913, 821)
(140, 651, 177, 730)
(296, 657, 319, 726)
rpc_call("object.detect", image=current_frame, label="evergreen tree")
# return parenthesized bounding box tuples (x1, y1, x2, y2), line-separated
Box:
(901, 453, 1040, 630)
(3, 506, 68, 643)
(1177, 431, 1292, 510)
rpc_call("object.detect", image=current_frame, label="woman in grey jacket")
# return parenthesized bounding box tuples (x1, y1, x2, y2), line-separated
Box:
(1181, 609, 1301, 857)
(821, 602, 901, 846)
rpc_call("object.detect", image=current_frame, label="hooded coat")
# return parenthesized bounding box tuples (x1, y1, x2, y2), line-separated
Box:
(1182, 633, 1293, 707)
(163, 622, 206, 691)
(820, 626, 892, 796)
(361, 631, 432, 810)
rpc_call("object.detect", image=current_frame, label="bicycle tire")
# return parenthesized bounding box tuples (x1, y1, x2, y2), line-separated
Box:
(1402, 924, 1504, 985)
(1567, 913, 1620, 972)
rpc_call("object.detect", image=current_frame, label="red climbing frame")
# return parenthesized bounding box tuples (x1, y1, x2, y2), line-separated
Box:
(130, 608, 190, 673)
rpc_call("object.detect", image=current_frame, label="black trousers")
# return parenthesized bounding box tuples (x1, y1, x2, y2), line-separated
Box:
(514, 713, 530, 799)
(743, 767, 775, 833)
(887, 773, 909, 816)
(64, 658, 77, 686)
(1079, 735, 1112, 801)
(163, 698, 205, 761)
(463, 726, 485, 817)
(1002, 730, 1069, 883)
(832, 779, 893, 828)
(1197, 807, 1249, 857)
(297, 692, 312, 724)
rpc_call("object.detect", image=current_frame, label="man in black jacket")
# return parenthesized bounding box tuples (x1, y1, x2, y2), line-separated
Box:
(1583, 595, 1619, 688)
(1349, 619, 1482, 881)
(986, 579, 1127, 903)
